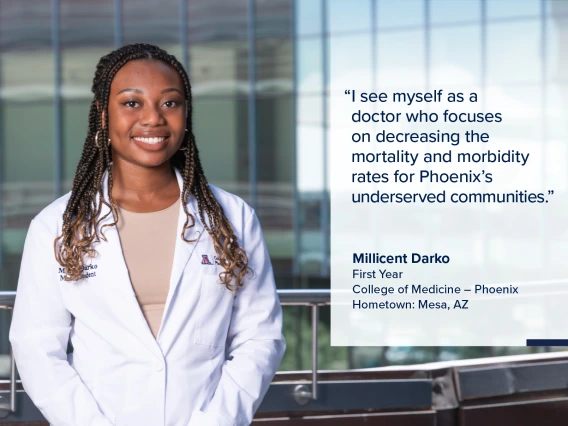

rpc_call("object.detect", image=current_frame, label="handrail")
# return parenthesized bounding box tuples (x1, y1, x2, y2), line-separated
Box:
(0, 288, 331, 414)
(0, 288, 332, 308)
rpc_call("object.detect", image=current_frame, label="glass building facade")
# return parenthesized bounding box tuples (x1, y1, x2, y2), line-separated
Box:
(1, 0, 567, 374)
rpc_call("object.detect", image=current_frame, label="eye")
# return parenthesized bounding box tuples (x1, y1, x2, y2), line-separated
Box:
(122, 100, 139, 108)
(163, 100, 179, 108)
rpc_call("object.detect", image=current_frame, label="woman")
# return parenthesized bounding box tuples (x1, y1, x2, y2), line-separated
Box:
(9, 43, 286, 426)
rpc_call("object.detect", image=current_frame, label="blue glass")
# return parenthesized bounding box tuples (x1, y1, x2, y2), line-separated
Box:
(328, 0, 371, 33)
(430, 25, 482, 85)
(329, 34, 373, 90)
(296, 0, 323, 36)
(431, 0, 481, 24)
(377, 29, 426, 90)
(487, 21, 540, 84)
(297, 37, 323, 94)
(378, 0, 424, 29)
(487, 0, 540, 19)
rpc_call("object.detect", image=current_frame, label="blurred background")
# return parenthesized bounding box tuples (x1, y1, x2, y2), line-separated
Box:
(1, 0, 568, 376)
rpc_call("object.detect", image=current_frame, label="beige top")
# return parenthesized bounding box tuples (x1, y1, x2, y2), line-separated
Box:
(116, 197, 180, 339)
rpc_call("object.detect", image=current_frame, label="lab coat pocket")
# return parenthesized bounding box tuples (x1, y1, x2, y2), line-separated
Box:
(194, 271, 234, 347)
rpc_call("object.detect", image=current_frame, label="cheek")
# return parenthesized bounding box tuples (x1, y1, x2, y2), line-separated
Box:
(108, 112, 136, 138)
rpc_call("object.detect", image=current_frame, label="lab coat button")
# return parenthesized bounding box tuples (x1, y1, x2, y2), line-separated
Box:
(154, 361, 164, 371)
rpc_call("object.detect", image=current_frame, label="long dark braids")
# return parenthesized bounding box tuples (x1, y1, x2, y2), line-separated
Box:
(54, 43, 251, 291)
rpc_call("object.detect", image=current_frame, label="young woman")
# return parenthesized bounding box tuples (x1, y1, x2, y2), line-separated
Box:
(9, 43, 286, 426)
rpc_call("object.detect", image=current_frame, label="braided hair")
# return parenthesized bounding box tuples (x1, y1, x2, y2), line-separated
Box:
(54, 43, 251, 291)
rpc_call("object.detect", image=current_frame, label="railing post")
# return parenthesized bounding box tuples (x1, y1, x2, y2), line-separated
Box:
(293, 303, 319, 405)
(0, 308, 16, 418)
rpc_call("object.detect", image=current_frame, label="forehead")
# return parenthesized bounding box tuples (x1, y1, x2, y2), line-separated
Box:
(110, 59, 183, 94)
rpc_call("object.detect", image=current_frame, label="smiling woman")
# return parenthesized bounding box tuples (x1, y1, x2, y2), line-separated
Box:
(8, 43, 286, 426)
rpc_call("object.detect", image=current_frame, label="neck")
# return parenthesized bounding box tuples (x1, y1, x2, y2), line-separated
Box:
(110, 159, 176, 198)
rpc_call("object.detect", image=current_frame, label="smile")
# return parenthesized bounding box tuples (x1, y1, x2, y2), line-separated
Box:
(132, 136, 168, 144)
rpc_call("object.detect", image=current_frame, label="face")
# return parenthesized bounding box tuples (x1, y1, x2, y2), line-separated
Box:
(106, 59, 186, 168)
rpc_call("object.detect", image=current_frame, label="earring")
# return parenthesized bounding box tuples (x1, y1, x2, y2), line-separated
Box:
(94, 130, 100, 148)
(179, 130, 189, 151)
(108, 138, 111, 147)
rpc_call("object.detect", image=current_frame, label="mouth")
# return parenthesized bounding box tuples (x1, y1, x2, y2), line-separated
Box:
(132, 136, 169, 145)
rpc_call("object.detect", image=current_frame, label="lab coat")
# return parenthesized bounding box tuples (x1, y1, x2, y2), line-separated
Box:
(9, 167, 286, 426)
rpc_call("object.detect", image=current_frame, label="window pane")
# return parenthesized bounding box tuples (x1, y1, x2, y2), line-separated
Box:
(63, 100, 90, 184)
(487, 21, 540, 84)
(2, 102, 55, 285)
(547, 17, 567, 83)
(60, 0, 114, 47)
(256, 0, 292, 39)
(431, 0, 480, 24)
(0, 0, 52, 50)
(123, 0, 180, 46)
(431, 25, 481, 86)
(329, 34, 372, 91)
(328, 0, 371, 33)
(296, 0, 322, 36)
(487, 0, 540, 20)
(188, 0, 249, 42)
(189, 40, 249, 96)
(297, 37, 323, 95)
(377, 29, 426, 90)
(378, 0, 424, 29)
(193, 97, 248, 188)
(256, 38, 292, 95)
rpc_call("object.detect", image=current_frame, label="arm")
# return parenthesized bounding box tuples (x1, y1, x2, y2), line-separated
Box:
(188, 209, 287, 426)
(9, 218, 114, 426)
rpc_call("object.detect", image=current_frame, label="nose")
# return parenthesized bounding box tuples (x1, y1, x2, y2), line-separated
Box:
(140, 103, 166, 127)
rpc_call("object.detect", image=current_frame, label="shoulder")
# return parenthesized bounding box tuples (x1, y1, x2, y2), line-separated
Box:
(30, 191, 71, 235)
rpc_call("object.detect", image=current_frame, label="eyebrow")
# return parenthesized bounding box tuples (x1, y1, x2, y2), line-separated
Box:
(116, 88, 183, 95)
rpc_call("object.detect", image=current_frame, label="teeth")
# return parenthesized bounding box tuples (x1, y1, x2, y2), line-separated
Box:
(133, 136, 166, 144)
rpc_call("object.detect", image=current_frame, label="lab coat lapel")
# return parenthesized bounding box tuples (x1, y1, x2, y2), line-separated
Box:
(158, 168, 204, 341)
(95, 167, 203, 356)
(96, 169, 164, 359)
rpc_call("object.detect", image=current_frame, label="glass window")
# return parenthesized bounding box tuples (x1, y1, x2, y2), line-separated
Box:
(377, 29, 426, 90)
(63, 100, 91, 185)
(297, 37, 323, 95)
(547, 0, 568, 17)
(256, 96, 293, 184)
(188, 0, 249, 42)
(123, 0, 180, 46)
(1, 50, 55, 102)
(256, 38, 292, 95)
(61, 46, 112, 100)
(329, 34, 373, 91)
(430, 25, 481, 86)
(328, 0, 371, 34)
(189, 40, 249, 96)
(547, 17, 567, 83)
(296, 0, 322, 36)
(60, 0, 114, 48)
(0, 0, 52, 51)
(430, 0, 480, 25)
(256, 0, 292, 39)
(297, 95, 323, 125)
(2, 102, 55, 276)
(487, 21, 540, 84)
(377, 0, 424, 29)
(487, 0, 540, 20)
(192, 97, 248, 189)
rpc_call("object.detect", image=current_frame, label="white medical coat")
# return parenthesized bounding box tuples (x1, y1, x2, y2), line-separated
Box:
(9, 167, 286, 426)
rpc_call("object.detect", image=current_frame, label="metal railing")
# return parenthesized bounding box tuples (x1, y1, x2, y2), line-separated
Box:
(0, 288, 330, 417)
